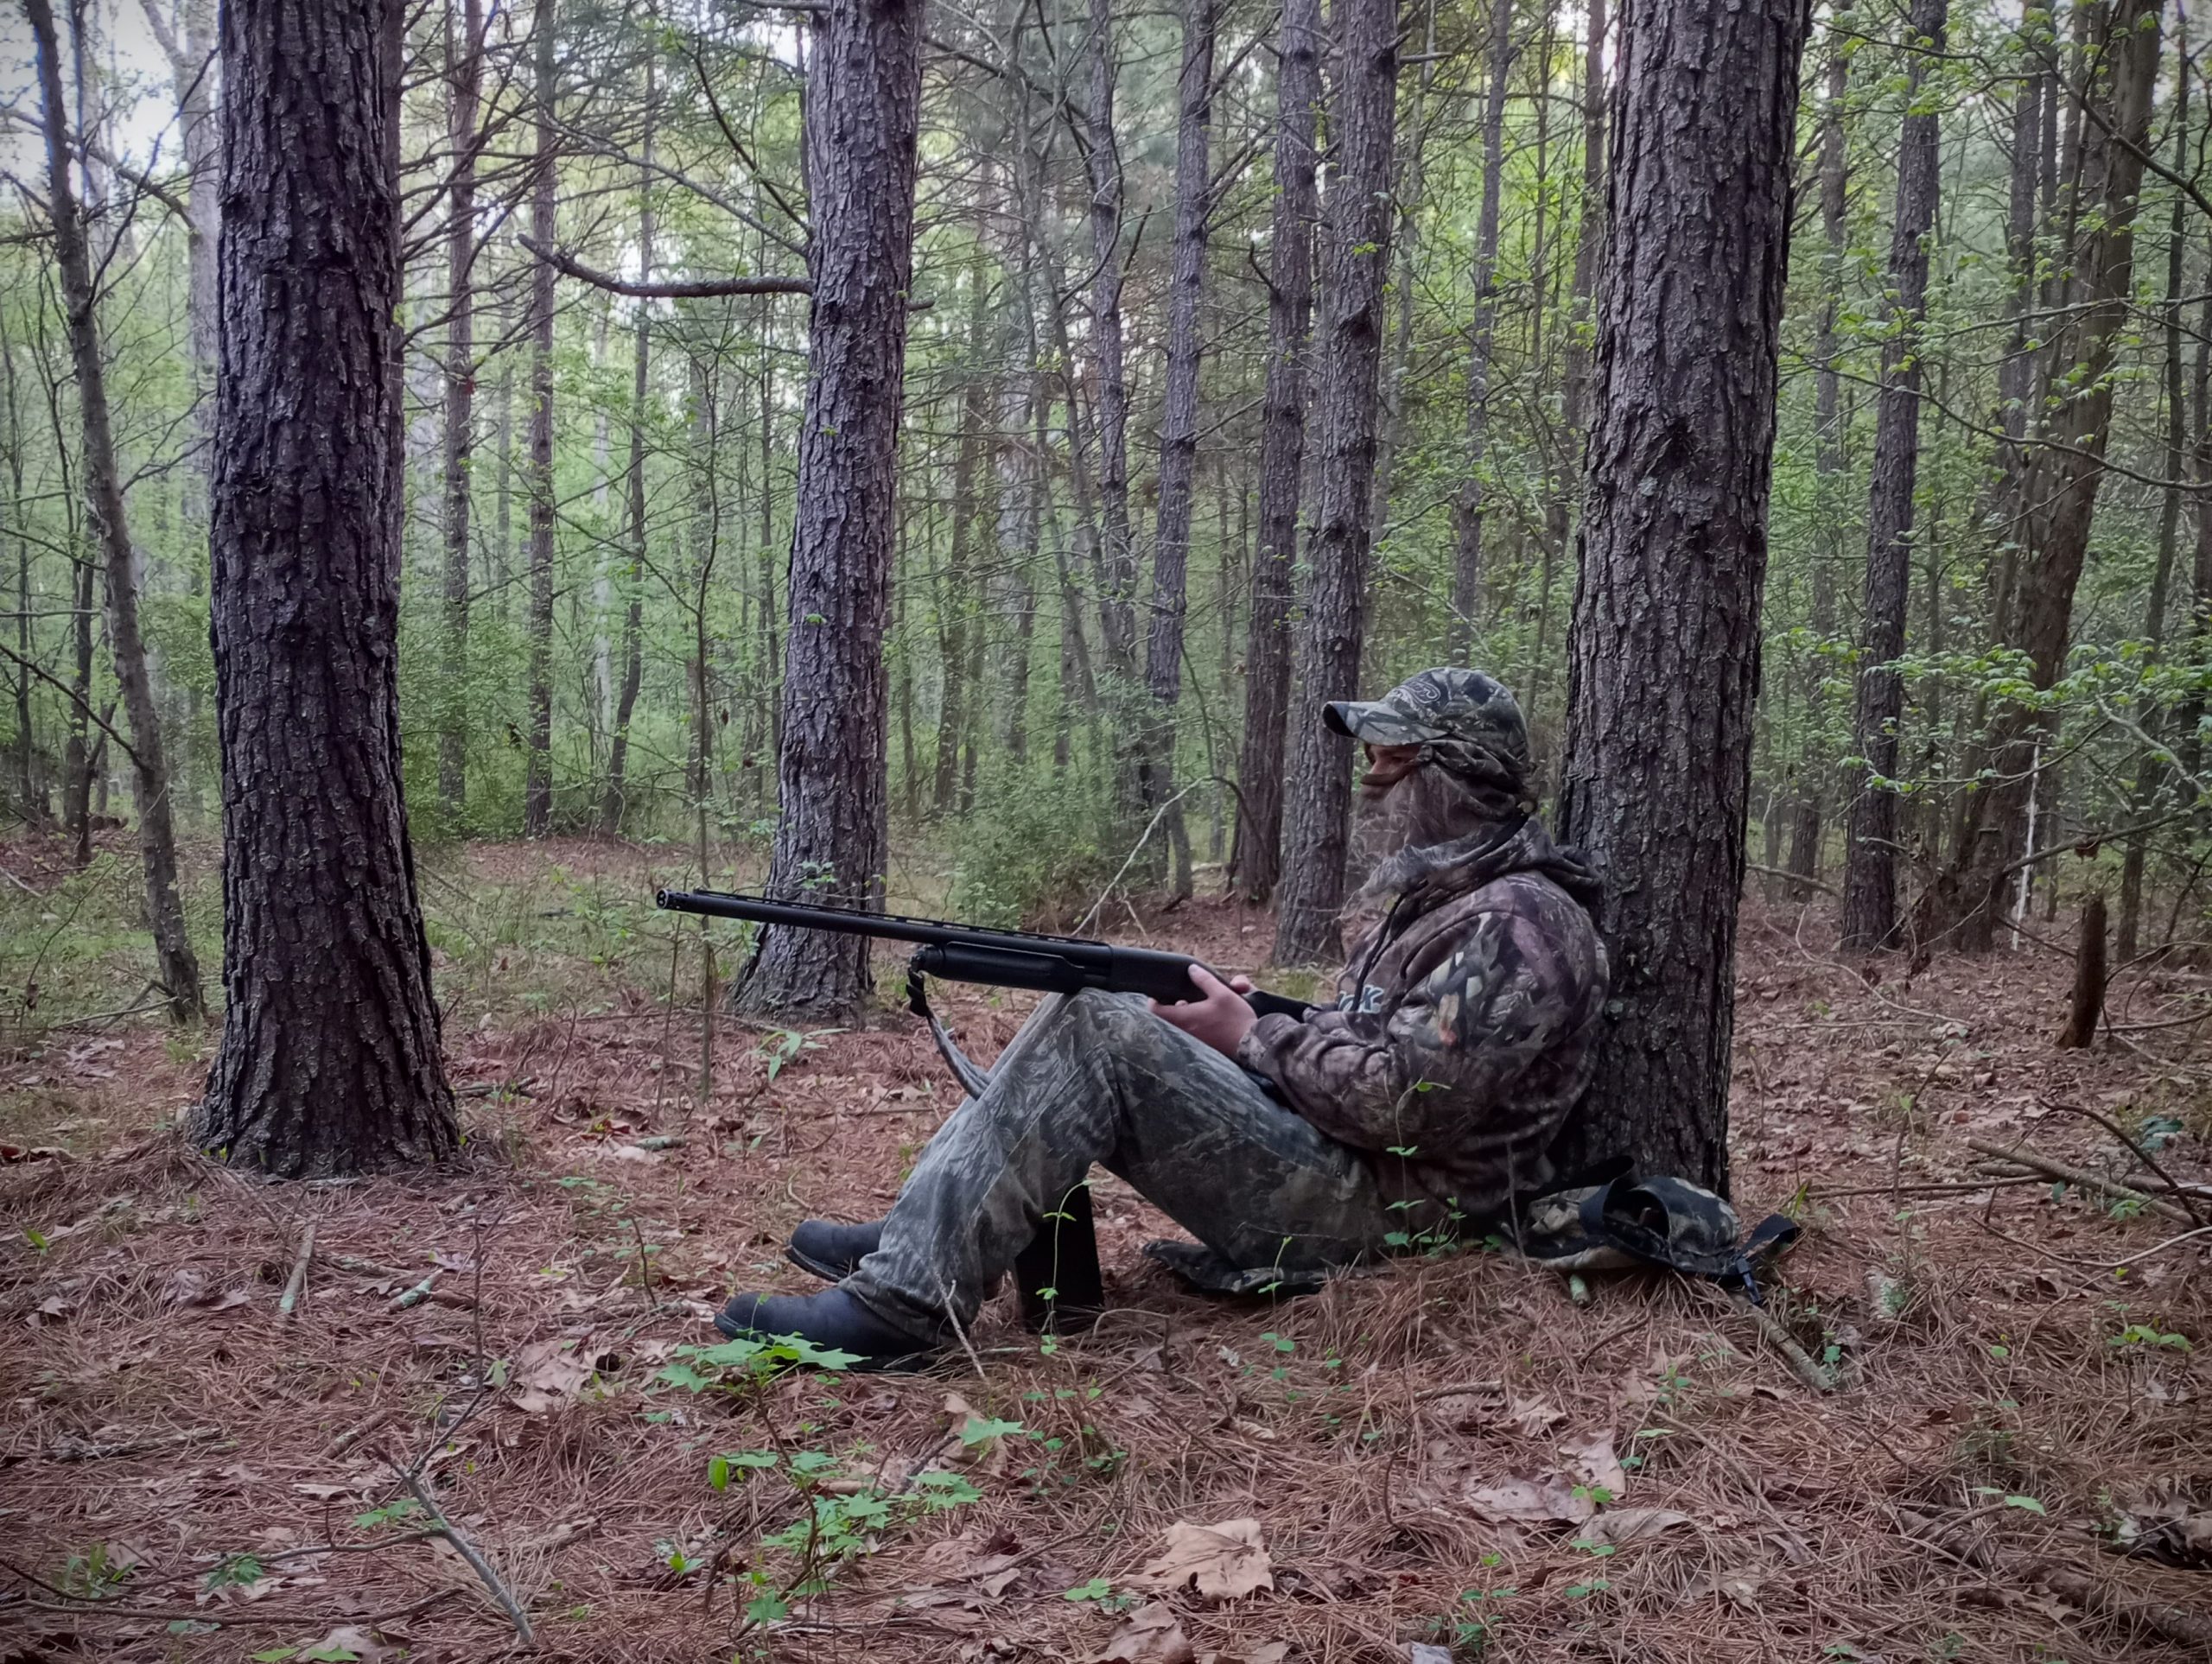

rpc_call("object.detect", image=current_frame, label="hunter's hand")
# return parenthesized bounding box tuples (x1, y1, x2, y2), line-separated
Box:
(1150, 965, 1258, 1058)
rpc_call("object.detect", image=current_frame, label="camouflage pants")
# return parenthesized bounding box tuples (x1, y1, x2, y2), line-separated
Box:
(841, 990, 1404, 1343)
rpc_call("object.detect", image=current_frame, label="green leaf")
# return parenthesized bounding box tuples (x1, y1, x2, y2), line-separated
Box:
(744, 1592, 790, 1623)
(2004, 1495, 2046, 1515)
(961, 1416, 1024, 1445)
(24, 1227, 49, 1253)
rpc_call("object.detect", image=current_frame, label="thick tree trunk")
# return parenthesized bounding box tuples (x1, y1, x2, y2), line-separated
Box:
(1911, 0, 2161, 954)
(1839, 0, 1946, 952)
(1447, 0, 1516, 657)
(1554, 0, 1808, 1191)
(1139, 0, 1217, 903)
(1229, 0, 1320, 905)
(436, 0, 482, 819)
(734, 0, 921, 1021)
(27, 0, 204, 1025)
(1271, 0, 1401, 966)
(1786, 44, 1847, 893)
(522, 0, 557, 836)
(600, 69, 655, 838)
(196, 0, 456, 1173)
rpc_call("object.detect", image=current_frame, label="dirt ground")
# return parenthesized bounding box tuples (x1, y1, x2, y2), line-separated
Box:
(2, 843, 2209, 1663)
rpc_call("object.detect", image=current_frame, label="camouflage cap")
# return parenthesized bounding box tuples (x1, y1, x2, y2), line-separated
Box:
(1324, 668, 1530, 773)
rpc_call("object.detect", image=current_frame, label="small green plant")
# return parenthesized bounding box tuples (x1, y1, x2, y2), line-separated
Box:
(2109, 1323, 2191, 1352)
(60, 1542, 135, 1598)
(1063, 1576, 1137, 1613)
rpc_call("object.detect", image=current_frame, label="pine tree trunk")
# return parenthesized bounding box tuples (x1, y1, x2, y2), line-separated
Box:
(1271, 0, 1401, 966)
(27, 0, 204, 1025)
(522, 0, 557, 837)
(1554, 0, 1809, 1191)
(196, 0, 456, 1172)
(1839, 0, 1946, 952)
(734, 0, 922, 1022)
(1912, 0, 2161, 954)
(600, 67, 655, 838)
(1229, 0, 1319, 905)
(934, 264, 990, 816)
(1084, 0, 1137, 683)
(1786, 43, 1847, 893)
(1140, 0, 1217, 903)
(437, 0, 482, 819)
(2115, 35, 2190, 966)
(1447, 0, 1516, 657)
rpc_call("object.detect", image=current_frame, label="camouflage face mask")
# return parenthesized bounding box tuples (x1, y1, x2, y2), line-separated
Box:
(1325, 667, 1533, 805)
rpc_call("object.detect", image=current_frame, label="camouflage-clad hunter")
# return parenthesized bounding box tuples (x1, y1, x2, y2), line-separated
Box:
(718, 669, 1610, 1366)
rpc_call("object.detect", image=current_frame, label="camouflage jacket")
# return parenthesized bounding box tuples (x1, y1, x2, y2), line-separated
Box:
(1236, 820, 1608, 1219)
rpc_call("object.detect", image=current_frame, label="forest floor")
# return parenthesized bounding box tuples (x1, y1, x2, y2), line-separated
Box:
(2, 835, 2209, 1664)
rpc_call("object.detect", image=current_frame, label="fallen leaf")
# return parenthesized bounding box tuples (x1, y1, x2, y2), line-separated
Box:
(1201, 1644, 1289, 1664)
(1135, 1518, 1273, 1600)
(1091, 1604, 1194, 1664)
(1681, 1568, 1766, 1609)
(1507, 1397, 1567, 1436)
(1466, 1471, 1592, 1525)
(162, 1267, 211, 1307)
(510, 1336, 606, 1413)
(940, 1391, 1012, 1474)
(1583, 1508, 1695, 1546)
(298, 1623, 397, 1661)
(1561, 1430, 1626, 1498)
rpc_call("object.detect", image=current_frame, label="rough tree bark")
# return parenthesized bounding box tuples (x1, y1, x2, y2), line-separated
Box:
(1271, 0, 1401, 966)
(1912, 0, 2161, 953)
(436, 0, 482, 818)
(1839, 0, 1946, 952)
(1139, 0, 1217, 902)
(522, 0, 557, 837)
(1447, 0, 1516, 658)
(27, 0, 205, 1025)
(1554, 0, 1810, 1190)
(734, 0, 922, 1021)
(195, 0, 456, 1172)
(1229, 0, 1319, 905)
(600, 60, 655, 837)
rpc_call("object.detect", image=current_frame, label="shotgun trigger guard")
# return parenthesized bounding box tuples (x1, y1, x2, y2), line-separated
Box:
(906, 958, 993, 1098)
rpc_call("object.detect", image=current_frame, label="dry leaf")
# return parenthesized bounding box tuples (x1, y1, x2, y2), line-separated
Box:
(1560, 1430, 1625, 1498)
(1583, 1507, 1695, 1546)
(1135, 1518, 1274, 1600)
(1092, 1604, 1195, 1664)
(1465, 1471, 1593, 1525)
(1507, 1397, 1567, 1436)
(510, 1335, 606, 1413)
(162, 1267, 210, 1307)
(940, 1391, 1010, 1474)
(1682, 1568, 1766, 1609)
(302, 1623, 397, 1661)
(1201, 1644, 1289, 1664)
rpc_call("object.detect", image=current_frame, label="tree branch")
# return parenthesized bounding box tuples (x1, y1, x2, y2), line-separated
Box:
(518, 234, 810, 299)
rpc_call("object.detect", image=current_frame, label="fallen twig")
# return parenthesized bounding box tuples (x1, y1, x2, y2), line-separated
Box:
(326, 1407, 398, 1457)
(1733, 1296, 1837, 1393)
(2035, 1100, 2207, 1226)
(48, 1425, 228, 1463)
(279, 1223, 317, 1320)
(1967, 1138, 2196, 1227)
(397, 1467, 536, 1646)
(0, 1585, 457, 1629)
(391, 1272, 442, 1311)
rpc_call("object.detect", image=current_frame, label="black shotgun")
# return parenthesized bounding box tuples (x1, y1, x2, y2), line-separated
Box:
(653, 888, 1313, 1019)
